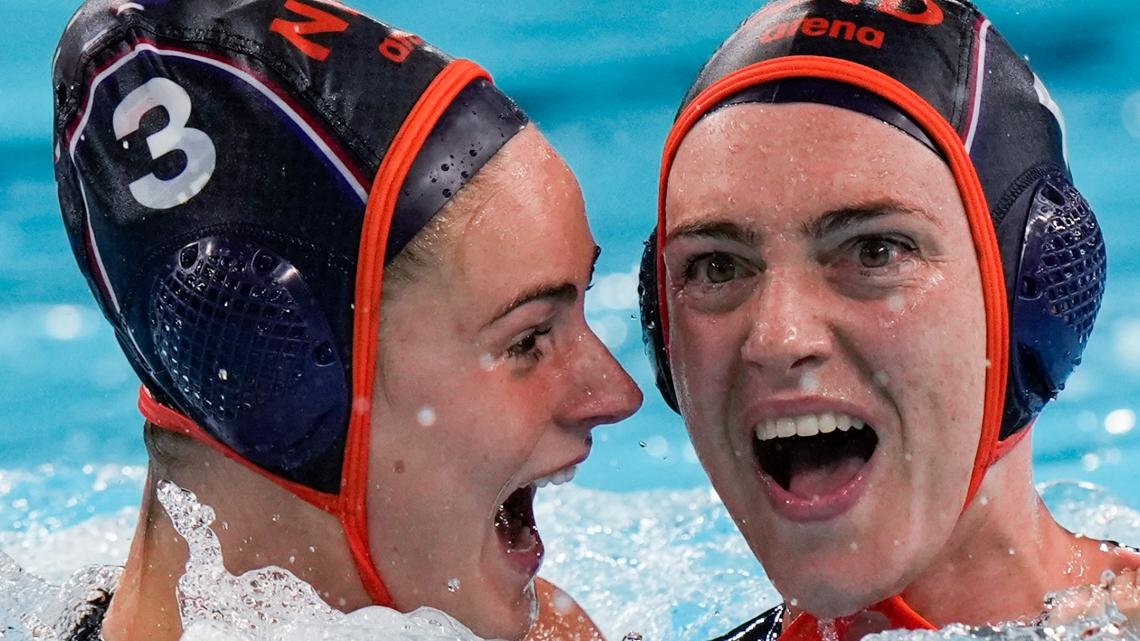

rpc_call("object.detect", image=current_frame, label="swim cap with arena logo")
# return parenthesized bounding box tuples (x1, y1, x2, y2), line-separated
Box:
(641, 0, 1105, 495)
(640, 0, 1106, 634)
(53, 0, 527, 606)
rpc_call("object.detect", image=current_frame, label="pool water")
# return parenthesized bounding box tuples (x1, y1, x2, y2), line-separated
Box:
(2, 0, 1140, 639)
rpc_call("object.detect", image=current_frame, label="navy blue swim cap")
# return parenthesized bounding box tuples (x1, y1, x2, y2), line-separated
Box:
(640, 0, 1106, 502)
(53, 0, 527, 605)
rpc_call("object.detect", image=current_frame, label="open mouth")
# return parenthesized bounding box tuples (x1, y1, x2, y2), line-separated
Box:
(753, 413, 879, 500)
(492, 465, 577, 577)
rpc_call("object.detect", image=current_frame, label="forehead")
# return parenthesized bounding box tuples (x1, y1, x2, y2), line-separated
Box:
(441, 128, 593, 298)
(665, 102, 961, 232)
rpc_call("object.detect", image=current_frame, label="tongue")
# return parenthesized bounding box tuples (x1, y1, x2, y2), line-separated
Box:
(787, 455, 865, 500)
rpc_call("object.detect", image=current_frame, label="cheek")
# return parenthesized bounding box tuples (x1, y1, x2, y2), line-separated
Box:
(857, 273, 987, 488)
(668, 311, 740, 418)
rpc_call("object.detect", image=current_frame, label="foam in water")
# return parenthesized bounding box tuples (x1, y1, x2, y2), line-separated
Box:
(0, 477, 1138, 641)
(159, 480, 487, 641)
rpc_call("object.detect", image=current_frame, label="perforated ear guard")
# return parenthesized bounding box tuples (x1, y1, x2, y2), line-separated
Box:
(639, 171, 1108, 438)
(144, 236, 348, 492)
(1003, 172, 1106, 438)
(638, 228, 679, 413)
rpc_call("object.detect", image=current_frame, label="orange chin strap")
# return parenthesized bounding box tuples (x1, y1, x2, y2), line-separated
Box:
(141, 58, 491, 610)
(657, 56, 1011, 640)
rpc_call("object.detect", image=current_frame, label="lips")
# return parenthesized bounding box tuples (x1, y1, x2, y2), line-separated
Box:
(753, 412, 879, 520)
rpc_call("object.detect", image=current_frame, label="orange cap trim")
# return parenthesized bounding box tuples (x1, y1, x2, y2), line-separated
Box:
(657, 57, 1010, 636)
(341, 58, 492, 607)
(138, 385, 340, 513)
(780, 595, 934, 641)
(657, 55, 1008, 513)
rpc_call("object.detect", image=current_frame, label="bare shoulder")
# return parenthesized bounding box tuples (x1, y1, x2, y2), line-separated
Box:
(524, 577, 605, 641)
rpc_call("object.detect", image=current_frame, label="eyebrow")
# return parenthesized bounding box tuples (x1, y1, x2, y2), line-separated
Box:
(485, 245, 601, 326)
(664, 220, 760, 246)
(803, 200, 945, 238)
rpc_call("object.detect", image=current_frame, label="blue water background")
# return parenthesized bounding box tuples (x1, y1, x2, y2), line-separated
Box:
(2, 1, 1139, 511)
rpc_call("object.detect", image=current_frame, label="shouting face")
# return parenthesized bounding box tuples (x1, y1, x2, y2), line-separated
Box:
(367, 126, 642, 639)
(663, 103, 987, 617)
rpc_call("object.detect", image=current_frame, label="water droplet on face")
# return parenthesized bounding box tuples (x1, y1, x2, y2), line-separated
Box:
(478, 353, 495, 371)
(798, 372, 820, 392)
(849, 542, 859, 552)
(447, 578, 461, 592)
(872, 371, 889, 387)
(416, 406, 436, 427)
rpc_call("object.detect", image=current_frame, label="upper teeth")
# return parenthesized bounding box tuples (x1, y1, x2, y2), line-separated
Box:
(755, 413, 865, 441)
(533, 465, 578, 489)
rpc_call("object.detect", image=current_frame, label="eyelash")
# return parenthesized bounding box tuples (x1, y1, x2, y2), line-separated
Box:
(847, 235, 919, 273)
(507, 325, 553, 363)
(680, 251, 752, 285)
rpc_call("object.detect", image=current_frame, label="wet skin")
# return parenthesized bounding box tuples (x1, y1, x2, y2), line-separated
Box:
(368, 126, 643, 640)
(662, 103, 987, 618)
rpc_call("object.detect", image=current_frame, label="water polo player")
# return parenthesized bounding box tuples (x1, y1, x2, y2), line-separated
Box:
(52, 0, 641, 639)
(640, 0, 1139, 639)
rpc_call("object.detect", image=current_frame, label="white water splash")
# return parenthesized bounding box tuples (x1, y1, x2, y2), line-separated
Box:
(0, 478, 1138, 641)
(0, 552, 119, 641)
(156, 480, 487, 641)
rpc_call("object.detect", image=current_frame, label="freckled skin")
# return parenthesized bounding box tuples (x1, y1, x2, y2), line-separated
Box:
(367, 126, 642, 640)
(665, 103, 986, 617)
(663, 103, 1140, 627)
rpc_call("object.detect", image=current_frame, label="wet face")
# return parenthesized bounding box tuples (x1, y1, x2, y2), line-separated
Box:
(368, 126, 642, 639)
(663, 103, 987, 617)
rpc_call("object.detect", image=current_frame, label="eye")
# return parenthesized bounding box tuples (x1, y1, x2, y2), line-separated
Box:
(684, 252, 753, 284)
(851, 236, 917, 270)
(507, 325, 552, 363)
(859, 238, 894, 268)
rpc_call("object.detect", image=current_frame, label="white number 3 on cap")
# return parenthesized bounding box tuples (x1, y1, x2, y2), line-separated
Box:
(112, 77, 217, 210)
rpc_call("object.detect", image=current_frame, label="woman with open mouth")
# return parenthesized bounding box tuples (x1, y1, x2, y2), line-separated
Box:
(50, 0, 641, 639)
(640, 0, 1139, 639)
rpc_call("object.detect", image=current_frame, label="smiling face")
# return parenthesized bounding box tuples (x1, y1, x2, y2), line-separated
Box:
(366, 126, 642, 639)
(663, 103, 988, 617)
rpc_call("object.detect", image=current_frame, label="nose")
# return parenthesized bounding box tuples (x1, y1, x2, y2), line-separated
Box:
(558, 326, 643, 429)
(740, 267, 834, 384)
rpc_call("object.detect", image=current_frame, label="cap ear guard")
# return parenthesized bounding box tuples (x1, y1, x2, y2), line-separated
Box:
(145, 236, 348, 492)
(1002, 173, 1106, 439)
(638, 229, 680, 413)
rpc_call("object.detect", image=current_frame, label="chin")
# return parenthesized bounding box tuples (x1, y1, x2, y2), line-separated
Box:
(775, 567, 901, 619)
(464, 582, 538, 641)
